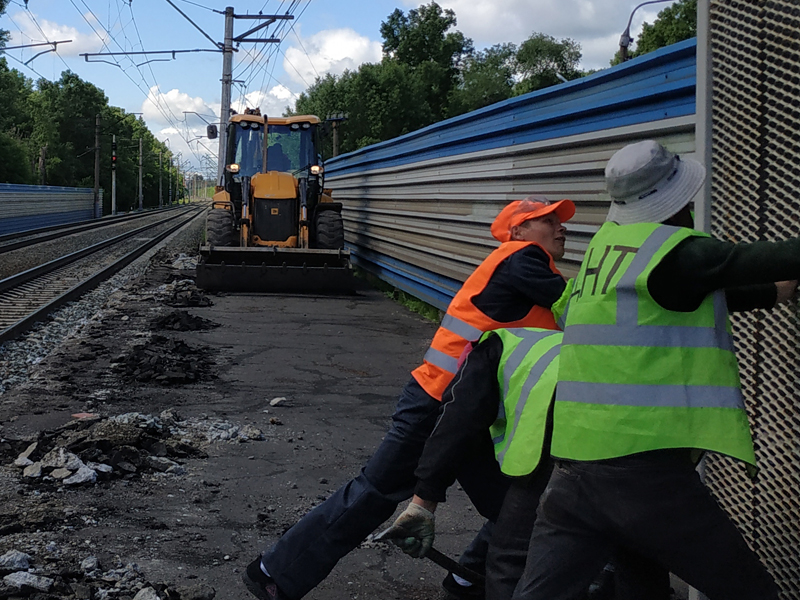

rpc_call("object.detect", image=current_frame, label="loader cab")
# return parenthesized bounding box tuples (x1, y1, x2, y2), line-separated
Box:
(266, 121, 320, 176)
(222, 116, 265, 214)
(228, 119, 264, 178)
(224, 118, 322, 177)
(223, 116, 325, 215)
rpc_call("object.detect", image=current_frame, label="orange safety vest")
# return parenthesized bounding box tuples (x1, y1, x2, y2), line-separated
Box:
(411, 241, 561, 400)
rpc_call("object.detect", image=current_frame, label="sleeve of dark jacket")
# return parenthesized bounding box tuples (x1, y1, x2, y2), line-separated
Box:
(413, 334, 504, 503)
(471, 246, 567, 321)
(650, 236, 800, 311)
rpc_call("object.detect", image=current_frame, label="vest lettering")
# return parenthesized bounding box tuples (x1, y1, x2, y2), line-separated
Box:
(575, 244, 638, 300)
(553, 222, 756, 474)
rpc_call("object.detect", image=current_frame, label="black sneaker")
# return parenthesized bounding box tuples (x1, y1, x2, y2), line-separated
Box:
(442, 571, 485, 599)
(241, 557, 288, 600)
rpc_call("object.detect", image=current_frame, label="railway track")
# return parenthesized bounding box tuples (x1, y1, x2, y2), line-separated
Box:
(0, 205, 204, 344)
(0, 205, 183, 256)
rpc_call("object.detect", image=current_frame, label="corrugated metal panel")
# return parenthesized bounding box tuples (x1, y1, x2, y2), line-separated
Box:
(701, 1, 800, 597)
(325, 40, 697, 309)
(0, 184, 96, 235)
(327, 39, 697, 178)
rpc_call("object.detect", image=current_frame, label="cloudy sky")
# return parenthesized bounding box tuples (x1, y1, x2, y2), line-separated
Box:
(0, 0, 678, 173)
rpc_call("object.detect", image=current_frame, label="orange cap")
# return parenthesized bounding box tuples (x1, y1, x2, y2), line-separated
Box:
(491, 196, 576, 242)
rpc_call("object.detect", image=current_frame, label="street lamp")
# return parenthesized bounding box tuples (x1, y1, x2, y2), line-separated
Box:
(619, 0, 673, 61)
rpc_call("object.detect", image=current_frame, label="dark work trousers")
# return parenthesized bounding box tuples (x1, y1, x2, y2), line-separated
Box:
(261, 378, 510, 599)
(511, 455, 779, 600)
(488, 462, 669, 600)
(486, 461, 553, 600)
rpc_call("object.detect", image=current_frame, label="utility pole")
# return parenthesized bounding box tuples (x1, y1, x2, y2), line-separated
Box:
(38, 145, 47, 185)
(217, 6, 234, 180)
(138, 137, 144, 211)
(332, 122, 339, 157)
(169, 156, 173, 205)
(111, 135, 117, 216)
(94, 114, 101, 217)
(78, 6, 291, 182)
(159, 150, 163, 208)
(216, 8, 293, 179)
(176, 153, 182, 204)
(327, 113, 348, 157)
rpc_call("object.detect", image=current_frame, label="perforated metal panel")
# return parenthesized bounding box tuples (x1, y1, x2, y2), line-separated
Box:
(704, 1, 800, 596)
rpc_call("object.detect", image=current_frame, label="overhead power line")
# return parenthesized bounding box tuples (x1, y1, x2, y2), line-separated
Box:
(174, 0, 221, 13)
(163, 0, 222, 50)
(72, 3, 296, 174)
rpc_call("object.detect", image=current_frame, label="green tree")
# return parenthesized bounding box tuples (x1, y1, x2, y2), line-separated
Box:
(612, 0, 697, 64)
(0, 58, 34, 183)
(294, 4, 595, 156)
(295, 61, 436, 156)
(448, 43, 516, 116)
(30, 71, 108, 187)
(380, 2, 473, 120)
(0, 134, 32, 183)
(514, 33, 582, 96)
(0, 0, 10, 47)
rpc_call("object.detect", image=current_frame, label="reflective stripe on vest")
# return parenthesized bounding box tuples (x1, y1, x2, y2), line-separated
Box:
(440, 314, 483, 342)
(487, 328, 562, 477)
(553, 222, 755, 471)
(422, 347, 459, 374)
(565, 226, 733, 352)
(412, 241, 561, 400)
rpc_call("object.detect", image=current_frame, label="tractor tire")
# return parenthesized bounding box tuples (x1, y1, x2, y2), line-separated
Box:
(206, 208, 238, 247)
(314, 210, 345, 250)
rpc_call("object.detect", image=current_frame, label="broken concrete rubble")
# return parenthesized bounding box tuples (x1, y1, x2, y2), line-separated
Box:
(0, 549, 30, 571)
(4, 410, 266, 491)
(3, 570, 54, 592)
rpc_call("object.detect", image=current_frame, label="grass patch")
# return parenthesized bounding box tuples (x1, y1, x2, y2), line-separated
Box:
(356, 268, 442, 323)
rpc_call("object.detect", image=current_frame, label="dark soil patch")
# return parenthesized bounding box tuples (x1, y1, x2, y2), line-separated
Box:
(152, 312, 219, 332)
(112, 335, 216, 385)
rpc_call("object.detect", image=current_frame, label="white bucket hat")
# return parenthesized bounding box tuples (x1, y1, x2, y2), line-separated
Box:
(605, 140, 706, 225)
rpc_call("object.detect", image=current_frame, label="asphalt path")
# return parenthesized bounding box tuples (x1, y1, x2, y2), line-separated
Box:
(0, 262, 487, 600)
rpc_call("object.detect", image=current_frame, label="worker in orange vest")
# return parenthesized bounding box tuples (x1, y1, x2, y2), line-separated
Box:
(243, 197, 574, 600)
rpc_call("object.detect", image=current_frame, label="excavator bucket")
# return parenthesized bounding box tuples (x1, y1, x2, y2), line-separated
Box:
(196, 245, 355, 294)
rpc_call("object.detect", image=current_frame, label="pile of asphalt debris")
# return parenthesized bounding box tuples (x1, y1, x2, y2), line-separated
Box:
(151, 313, 218, 333)
(3, 410, 265, 488)
(156, 280, 213, 309)
(111, 335, 215, 386)
(0, 548, 216, 600)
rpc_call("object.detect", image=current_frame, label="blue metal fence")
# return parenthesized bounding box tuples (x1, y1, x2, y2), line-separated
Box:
(325, 39, 698, 310)
(0, 184, 97, 236)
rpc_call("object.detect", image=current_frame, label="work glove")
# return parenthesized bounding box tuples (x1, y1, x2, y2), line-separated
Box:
(385, 502, 436, 558)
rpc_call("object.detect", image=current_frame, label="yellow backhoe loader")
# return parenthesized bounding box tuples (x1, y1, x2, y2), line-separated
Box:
(197, 108, 352, 293)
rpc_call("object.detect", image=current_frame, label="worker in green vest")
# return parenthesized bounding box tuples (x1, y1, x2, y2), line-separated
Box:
(380, 326, 563, 600)
(511, 139, 799, 600)
(382, 325, 668, 600)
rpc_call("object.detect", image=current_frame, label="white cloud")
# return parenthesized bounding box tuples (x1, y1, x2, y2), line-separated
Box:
(433, 0, 679, 70)
(231, 84, 300, 118)
(282, 28, 382, 87)
(142, 86, 218, 173)
(7, 10, 106, 57)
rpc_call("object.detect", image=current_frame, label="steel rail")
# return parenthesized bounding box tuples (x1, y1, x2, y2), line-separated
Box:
(0, 207, 204, 344)
(0, 206, 183, 254)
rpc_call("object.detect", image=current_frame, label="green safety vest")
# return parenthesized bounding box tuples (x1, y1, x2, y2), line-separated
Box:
(552, 222, 756, 473)
(486, 328, 562, 477)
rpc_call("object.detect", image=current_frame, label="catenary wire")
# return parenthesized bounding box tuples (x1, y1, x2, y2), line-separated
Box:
(68, 0, 205, 167)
